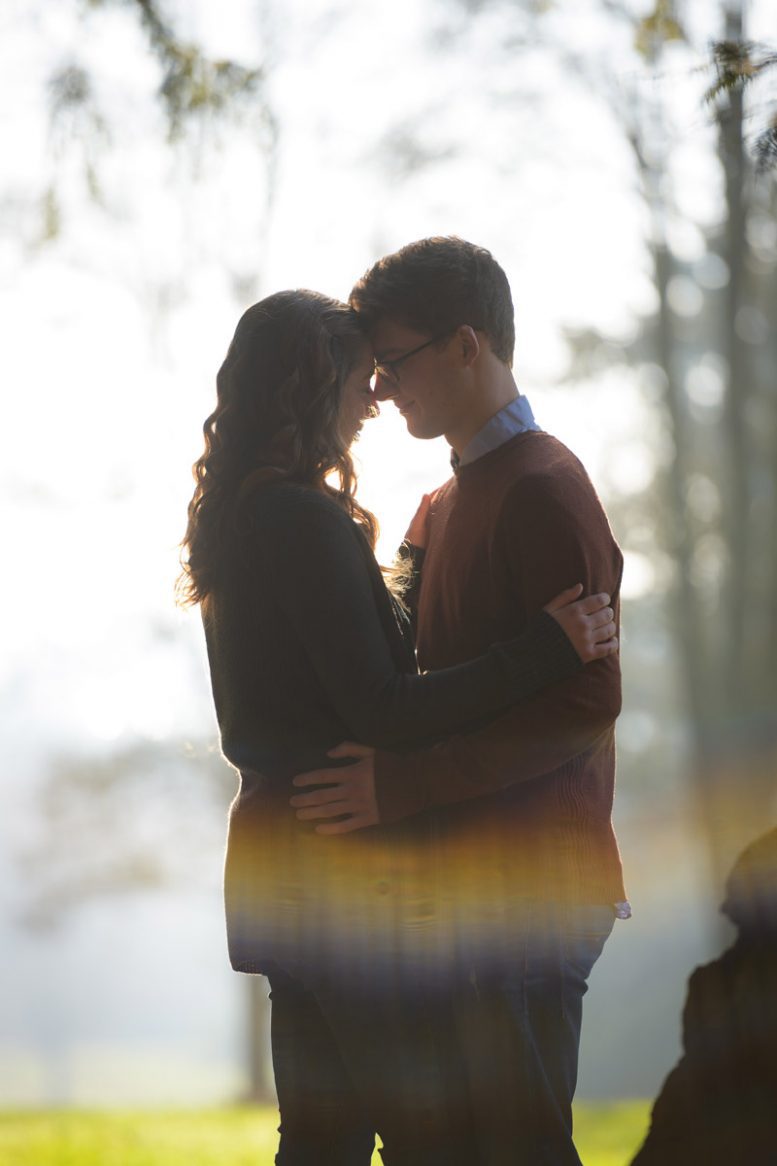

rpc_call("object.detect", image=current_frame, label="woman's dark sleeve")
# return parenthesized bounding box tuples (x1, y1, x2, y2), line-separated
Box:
(258, 490, 582, 750)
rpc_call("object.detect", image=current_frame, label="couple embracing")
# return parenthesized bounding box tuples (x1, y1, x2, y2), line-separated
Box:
(180, 236, 629, 1165)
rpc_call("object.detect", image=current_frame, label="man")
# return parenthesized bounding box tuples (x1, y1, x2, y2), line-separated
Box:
(292, 237, 629, 1164)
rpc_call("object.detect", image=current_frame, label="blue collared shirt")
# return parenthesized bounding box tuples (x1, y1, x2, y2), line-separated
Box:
(451, 394, 541, 471)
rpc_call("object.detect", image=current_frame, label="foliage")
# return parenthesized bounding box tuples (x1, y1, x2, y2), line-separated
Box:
(632, 5, 777, 174)
(117, 0, 267, 139)
(703, 41, 777, 174)
(40, 0, 276, 241)
(63, 0, 269, 140)
(633, 0, 686, 59)
(0, 1103, 652, 1166)
(704, 40, 777, 105)
(753, 115, 777, 174)
(587, 3, 777, 177)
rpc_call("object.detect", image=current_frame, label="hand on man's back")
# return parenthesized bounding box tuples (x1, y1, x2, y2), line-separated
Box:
(290, 742, 378, 834)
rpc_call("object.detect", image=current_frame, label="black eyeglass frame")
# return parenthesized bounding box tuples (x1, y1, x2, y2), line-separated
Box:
(373, 329, 456, 385)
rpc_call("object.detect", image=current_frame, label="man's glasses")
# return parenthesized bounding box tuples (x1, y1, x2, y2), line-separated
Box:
(373, 330, 454, 386)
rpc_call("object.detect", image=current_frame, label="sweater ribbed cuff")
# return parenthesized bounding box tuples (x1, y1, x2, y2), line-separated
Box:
(494, 610, 584, 700)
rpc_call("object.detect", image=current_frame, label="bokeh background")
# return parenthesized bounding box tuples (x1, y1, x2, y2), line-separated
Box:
(2, 0, 776, 1111)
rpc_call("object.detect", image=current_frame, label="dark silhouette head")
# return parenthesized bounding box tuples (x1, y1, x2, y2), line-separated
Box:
(721, 827, 777, 939)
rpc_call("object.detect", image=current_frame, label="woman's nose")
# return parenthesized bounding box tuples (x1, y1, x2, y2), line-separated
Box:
(372, 370, 397, 401)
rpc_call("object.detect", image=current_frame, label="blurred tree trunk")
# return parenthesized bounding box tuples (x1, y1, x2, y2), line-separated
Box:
(246, 977, 274, 1103)
(635, 1, 777, 902)
(695, 0, 777, 892)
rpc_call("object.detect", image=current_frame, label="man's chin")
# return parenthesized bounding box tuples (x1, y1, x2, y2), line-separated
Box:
(403, 416, 438, 441)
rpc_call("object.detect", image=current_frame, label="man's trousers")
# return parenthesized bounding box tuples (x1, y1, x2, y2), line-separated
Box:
(453, 901, 616, 1165)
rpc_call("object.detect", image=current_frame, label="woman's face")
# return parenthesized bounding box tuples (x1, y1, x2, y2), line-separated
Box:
(338, 343, 379, 447)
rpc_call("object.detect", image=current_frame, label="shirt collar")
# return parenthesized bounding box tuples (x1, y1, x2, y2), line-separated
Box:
(450, 394, 541, 472)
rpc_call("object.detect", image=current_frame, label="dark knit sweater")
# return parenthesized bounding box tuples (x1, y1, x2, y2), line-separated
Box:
(374, 431, 627, 905)
(201, 480, 585, 969)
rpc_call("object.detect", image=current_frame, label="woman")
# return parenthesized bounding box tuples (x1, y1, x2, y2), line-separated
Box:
(179, 289, 616, 1165)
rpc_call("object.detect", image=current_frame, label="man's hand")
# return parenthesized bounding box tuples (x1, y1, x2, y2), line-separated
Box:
(290, 742, 378, 835)
(543, 584, 618, 662)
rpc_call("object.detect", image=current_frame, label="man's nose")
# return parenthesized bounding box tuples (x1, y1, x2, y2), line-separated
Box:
(372, 371, 396, 401)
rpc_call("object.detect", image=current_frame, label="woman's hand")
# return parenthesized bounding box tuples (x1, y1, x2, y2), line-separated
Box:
(290, 743, 378, 834)
(543, 584, 618, 663)
(404, 493, 433, 550)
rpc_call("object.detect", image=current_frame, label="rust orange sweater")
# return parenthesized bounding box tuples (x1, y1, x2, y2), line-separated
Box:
(375, 430, 627, 906)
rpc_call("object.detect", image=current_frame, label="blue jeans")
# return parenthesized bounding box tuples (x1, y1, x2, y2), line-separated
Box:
(453, 902, 616, 1165)
(266, 961, 478, 1166)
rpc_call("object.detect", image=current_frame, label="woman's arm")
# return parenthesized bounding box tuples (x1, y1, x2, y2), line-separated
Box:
(254, 487, 610, 751)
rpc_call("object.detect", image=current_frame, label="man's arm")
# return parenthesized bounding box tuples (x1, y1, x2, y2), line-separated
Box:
(373, 472, 623, 823)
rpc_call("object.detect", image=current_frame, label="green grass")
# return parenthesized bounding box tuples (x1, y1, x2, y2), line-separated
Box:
(573, 1102, 651, 1166)
(0, 1102, 651, 1165)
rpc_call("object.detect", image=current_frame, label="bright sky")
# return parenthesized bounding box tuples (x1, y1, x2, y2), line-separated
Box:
(0, 0, 757, 747)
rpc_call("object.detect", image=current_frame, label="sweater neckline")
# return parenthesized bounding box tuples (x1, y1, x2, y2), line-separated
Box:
(453, 428, 544, 477)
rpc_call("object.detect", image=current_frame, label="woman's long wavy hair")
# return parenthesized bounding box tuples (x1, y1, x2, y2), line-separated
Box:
(178, 289, 378, 608)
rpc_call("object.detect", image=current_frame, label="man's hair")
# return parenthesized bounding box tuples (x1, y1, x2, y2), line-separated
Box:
(349, 236, 515, 365)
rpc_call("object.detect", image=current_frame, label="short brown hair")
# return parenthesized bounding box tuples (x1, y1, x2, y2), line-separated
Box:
(349, 236, 515, 364)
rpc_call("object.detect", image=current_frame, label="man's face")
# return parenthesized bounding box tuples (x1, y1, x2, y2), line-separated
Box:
(370, 318, 459, 441)
(338, 344, 379, 448)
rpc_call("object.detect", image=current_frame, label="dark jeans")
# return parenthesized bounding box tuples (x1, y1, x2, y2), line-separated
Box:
(453, 902, 616, 1166)
(266, 903, 613, 1166)
(266, 961, 477, 1166)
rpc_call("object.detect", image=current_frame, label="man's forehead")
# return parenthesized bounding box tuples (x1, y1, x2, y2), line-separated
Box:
(370, 316, 428, 357)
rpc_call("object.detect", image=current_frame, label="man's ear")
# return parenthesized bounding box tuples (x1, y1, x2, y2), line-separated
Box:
(457, 325, 480, 368)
